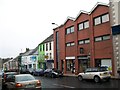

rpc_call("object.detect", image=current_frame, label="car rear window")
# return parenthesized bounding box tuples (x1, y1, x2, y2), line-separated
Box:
(16, 75, 35, 82)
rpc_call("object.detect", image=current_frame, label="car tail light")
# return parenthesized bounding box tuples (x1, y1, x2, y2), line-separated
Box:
(16, 83, 22, 87)
(37, 80, 41, 86)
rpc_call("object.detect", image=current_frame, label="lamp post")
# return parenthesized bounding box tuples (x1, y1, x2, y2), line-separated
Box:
(52, 23, 60, 70)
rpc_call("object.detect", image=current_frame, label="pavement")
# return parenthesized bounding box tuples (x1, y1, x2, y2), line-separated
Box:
(63, 74, 120, 80)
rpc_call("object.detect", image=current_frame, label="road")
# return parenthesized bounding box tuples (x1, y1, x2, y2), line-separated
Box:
(35, 76, 120, 88)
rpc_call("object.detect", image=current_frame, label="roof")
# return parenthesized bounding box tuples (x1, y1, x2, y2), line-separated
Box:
(53, 2, 109, 30)
(29, 46, 39, 55)
(22, 49, 34, 56)
(42, 34, 53, 43)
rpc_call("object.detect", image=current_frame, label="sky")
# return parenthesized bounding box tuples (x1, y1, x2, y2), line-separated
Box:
(0, 0, 109, 58)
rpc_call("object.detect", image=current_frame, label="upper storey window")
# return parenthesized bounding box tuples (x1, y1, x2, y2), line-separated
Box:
(94, 13, 109, 26)
(78, 21, 89, 31)
(66, 26, 74, 34)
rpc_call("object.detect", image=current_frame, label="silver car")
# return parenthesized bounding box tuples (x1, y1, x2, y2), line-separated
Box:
(5, 74, 41, 89)
(78, 67, 111, 83)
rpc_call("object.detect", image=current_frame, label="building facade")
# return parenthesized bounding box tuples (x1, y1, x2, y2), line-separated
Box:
(109, 0, 120, 76)
(44, 34, 54, 69)
(38, 43, 46, 69)
(53, 2, 114, 75)
(21, 48, 38, 70)
(38, 34, 54, 69)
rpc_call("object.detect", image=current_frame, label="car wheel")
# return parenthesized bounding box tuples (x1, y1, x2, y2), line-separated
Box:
(51, 74, 54, 78)
(78, 75, 83, 81)
(94, 76, 100, 83)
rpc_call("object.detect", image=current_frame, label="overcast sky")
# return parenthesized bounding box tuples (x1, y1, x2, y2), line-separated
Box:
(0, 0, 109, 58)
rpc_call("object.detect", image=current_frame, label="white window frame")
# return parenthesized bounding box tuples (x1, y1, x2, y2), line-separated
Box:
(71, 26, 74, 33)
(85, 39, 90, 44)
(78, 23, 84, 30)
(102, 14, 109, 23)
(84, 21, 89, 29)
(71, 42, 75, 46)
(79, 40, 84, 44)
(66, 43, 70, 47)
(94, 17, 101, 25)
(95, 37, 102, 42)
(66, 28, 70, 34)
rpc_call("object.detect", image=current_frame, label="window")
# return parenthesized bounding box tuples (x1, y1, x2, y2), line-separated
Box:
(71, 42, 75, 46)
(40, 46, 42, 51)
(50, 53, 52, 59)
(71, 27, 74, 33)
(66, 42, 75, 47)
(66, 43, 70, 47)
(78, 23, 83, 30)
(46, 43, 48, 51)
(84, 21, 89, 29)
(78, 40, 84, 45)
(103, 35, 110, 40)
(85, 39, 90, 44)
(66, 28, 70, 34)
(43, 45, 44, 51)
(80, 48, 84, 54)
(94, 13, 109, 26)
(95, 37, 102, 42)
(94, 17, 101, 25)
(102, 14, 109, 23)
(66, 26, 74, 34)
(95, 35, 110, 42)
(49, 42, 51, 50)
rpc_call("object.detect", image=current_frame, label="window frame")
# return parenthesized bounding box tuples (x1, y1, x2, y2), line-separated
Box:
(66, 26, 74, 35)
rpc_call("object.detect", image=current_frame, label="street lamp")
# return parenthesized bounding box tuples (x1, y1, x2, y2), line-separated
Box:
(52, 23, 60, 70)
(52, 23, 59, 27)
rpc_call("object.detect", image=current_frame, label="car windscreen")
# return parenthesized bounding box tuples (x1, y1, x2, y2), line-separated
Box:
(16, 75, 35, 82)
(99, 67, 108, 71)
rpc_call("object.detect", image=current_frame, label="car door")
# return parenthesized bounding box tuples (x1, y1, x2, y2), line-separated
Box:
(82, 68, 91, 79)
(6, 75, 16, 88)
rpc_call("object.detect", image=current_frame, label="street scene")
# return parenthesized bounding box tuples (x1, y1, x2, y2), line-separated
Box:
(34, 76, 120, 88)
(0, 0, 120, 89)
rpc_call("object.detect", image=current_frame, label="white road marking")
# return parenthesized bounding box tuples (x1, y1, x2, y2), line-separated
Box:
(53, 84, 75, 88)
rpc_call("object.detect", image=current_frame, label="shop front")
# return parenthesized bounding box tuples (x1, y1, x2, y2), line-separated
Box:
(78, 56, 90, 72)
(65, 56, 75, 73)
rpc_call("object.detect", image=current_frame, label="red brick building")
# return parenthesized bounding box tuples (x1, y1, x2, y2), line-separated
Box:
(53, 2, 114, 75)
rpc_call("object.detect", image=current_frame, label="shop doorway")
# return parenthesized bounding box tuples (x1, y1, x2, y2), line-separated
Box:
(66, 60, 75, 73)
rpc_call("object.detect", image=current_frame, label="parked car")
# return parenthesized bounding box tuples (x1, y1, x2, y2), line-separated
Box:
(33, 69, 44, 76)
(5, 74, 41, 89)
(28, 68, 35, 75)
(2, 71, 19, 89)
(20, 68, 30, 74)
(44, 68, 63, 78)
(78, 67, 111, 83)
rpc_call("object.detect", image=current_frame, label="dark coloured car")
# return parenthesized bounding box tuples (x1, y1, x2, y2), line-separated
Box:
(44, 68, 63, 78)
(33, 69, 44, 76)
(20, 69, 30, 74)
(2, 71, 19, 89)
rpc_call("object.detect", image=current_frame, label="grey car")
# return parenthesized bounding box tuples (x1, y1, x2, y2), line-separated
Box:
(5, 74, 41, 89)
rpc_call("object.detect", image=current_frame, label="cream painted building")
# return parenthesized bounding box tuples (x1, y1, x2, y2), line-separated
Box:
(109, 0, 120, 76)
